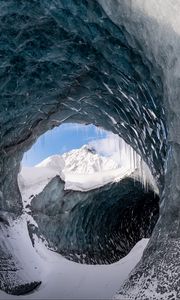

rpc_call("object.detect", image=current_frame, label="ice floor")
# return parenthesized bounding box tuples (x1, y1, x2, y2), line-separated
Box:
(0, 215, 148, 300)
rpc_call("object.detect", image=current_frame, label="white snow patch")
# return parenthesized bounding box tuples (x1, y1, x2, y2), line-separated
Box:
(64, 166, 133, 191)
(62, 145, 119, 174)
(0, 214, 148, 299)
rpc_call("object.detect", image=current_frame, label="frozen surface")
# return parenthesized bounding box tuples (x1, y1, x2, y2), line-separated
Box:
(0, 213, 148, 300)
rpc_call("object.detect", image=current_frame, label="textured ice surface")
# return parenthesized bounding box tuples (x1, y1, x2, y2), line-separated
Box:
(0, 214, 149, 299)
(0, 0, 180, 298)
(30, 175, 158, 264)
(0, 215, 41, 295)
(98, 1, 180, 299)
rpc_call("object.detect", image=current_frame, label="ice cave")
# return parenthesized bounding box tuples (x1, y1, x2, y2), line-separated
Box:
(0, 0, 180, 299)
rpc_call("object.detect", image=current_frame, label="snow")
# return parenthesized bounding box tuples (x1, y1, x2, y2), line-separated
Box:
(36, 155, 65, 173)
(0, 213, 148, 299)
(62, 144, 135, 190)
(19, 144, 158, 199)
(64, 167, 133, 191)
(18, 145, 133, 205)
(18, 166, 61, 209)
(62, 145, 119, 174)
(6, 144, 153, 299)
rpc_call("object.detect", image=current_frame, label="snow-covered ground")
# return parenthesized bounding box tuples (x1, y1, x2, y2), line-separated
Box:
(6, 144, 155, 299)
(0, 214, 148, 300)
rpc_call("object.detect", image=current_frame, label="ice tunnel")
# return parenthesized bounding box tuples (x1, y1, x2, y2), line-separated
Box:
(0, 0, 180, 298)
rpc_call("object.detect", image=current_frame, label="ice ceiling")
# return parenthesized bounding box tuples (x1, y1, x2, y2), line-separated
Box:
(0, 0, 180, 299)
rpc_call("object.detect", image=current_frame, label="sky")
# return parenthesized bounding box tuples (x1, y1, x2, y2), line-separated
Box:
(22, 122, 139, 172)
(22, 123, 108, 166)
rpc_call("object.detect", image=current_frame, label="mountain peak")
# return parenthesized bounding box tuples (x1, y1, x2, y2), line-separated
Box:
(62, 144, 118, 174)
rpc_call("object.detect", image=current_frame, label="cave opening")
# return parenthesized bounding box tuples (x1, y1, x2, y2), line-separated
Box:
(17, 122, 160, 266)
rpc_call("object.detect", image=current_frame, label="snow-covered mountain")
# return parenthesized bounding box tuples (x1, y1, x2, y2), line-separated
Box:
(62, 145, 119, 174)
(19, 145, 134, 202)
(36, 154, 65, 172)
(18, 144, 158, 209)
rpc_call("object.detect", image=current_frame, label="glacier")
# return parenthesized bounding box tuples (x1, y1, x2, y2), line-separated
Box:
(0, 0, 180, 298)
(19, 146, 159, 265)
